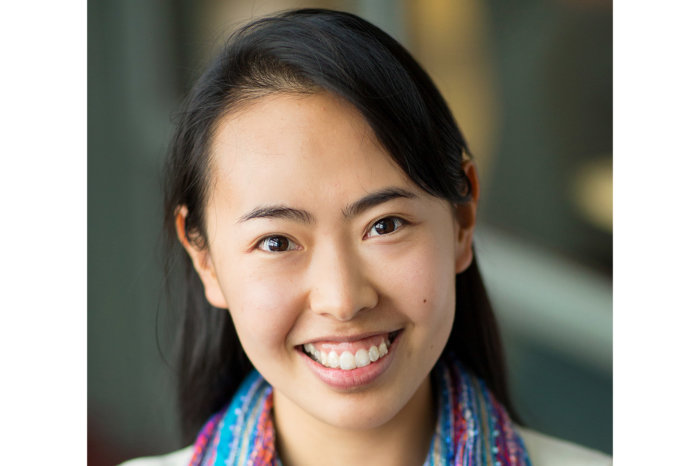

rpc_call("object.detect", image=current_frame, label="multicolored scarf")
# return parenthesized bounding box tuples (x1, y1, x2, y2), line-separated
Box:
(189, 357, 531, 465)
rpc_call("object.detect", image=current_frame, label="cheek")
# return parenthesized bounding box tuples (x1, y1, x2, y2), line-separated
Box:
(375, 240, 455, 368)
(222, 266, 304, 357)
(380, 238, 456, 325)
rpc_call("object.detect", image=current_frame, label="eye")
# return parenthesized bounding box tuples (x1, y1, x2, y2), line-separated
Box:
(257, 235, 300, 252)
(366, 217, 405, 238)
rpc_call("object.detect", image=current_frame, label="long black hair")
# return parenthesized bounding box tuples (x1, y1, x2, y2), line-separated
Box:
(163, 8, 516, 442)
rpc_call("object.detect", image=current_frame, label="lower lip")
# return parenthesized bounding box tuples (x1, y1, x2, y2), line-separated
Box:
(299, 332, 402, 390)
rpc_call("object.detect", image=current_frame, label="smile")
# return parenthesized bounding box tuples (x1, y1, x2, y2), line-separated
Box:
(297, 330, 402, 389)
(302, 331, 398, 370)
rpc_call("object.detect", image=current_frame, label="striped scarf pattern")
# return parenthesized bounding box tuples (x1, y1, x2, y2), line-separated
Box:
(189, 358, 530, 465)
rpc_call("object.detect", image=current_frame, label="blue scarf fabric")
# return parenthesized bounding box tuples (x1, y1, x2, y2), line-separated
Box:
(189, 357, 531, 465)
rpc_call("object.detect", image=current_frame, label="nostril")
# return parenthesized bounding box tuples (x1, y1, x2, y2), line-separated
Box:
(306, 249, 379, 319)
(308, 283, 378, 321)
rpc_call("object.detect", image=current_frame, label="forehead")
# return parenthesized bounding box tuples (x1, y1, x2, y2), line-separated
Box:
(208, 92, 413, 210)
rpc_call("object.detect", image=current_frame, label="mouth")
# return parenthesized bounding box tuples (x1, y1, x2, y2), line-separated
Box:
(295, 329, 402, 390)
(298, 330, 401, 370)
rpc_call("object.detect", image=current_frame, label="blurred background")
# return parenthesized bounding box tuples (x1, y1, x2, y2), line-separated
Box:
(88, 0, 611, 464)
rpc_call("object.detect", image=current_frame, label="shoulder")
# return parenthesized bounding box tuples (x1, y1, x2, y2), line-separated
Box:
(118, 445, 194, 466)
(518, 427, 612, 466)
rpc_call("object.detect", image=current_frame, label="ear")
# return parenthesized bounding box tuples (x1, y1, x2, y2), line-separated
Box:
(175, 206, 228, 309)
(454, 161, 480, 274)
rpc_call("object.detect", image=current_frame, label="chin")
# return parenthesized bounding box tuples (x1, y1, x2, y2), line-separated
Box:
(313, 395, 403, 430)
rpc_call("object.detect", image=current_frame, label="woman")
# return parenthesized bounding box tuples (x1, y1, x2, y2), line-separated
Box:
(124, 8, 611, 466)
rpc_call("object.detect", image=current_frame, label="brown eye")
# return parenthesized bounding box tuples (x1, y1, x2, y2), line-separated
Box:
(258, 236, 298, 252)
(367, 217, 404, 237)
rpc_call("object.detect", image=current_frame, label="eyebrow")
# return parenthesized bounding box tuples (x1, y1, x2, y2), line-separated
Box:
(342, 187, 417, 218)
(237, 187, 416, 224)
(238, 206, 313, 224)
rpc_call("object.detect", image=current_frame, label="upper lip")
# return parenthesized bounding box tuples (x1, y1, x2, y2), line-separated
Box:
(298, 329, 401, 346)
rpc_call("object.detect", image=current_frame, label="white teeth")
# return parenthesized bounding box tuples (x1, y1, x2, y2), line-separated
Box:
(302, 335, 394, 370)
(355, 349, 370, 367)
(339, 351, 356, 370)
(368, 346, 379, 362)
(327, 350, 340, 368)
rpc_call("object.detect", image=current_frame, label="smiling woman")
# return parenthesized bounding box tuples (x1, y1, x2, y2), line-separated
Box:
(121, 8, 610, 466)
(183, 92, 468, 446)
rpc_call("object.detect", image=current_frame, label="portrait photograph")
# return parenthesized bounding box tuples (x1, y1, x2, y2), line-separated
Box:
(86, 1, 613, 465)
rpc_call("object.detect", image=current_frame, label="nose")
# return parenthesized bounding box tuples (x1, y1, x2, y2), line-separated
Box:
(307, 241, 378, 321)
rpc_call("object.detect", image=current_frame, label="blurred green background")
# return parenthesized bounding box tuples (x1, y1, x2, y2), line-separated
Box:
(88, 0, 611, 464)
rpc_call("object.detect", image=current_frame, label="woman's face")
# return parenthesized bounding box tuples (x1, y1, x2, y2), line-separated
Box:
(183, 92, 475, 430)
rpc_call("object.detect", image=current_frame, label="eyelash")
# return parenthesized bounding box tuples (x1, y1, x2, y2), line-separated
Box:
(365, 216, 407, 238)
(255, 216, 408, 253)
(256, 236, 301, 253)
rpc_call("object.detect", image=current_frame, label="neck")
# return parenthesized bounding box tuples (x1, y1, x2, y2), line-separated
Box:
(273, 376, 435, 466)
